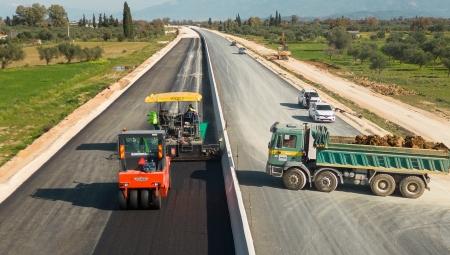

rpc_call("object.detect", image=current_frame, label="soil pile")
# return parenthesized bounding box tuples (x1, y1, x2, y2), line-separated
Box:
(353, 77, 418, 96)
(354, 134, 447, 151)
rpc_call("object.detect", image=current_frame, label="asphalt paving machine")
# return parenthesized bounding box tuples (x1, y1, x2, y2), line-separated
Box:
(145, 92, 221, 161)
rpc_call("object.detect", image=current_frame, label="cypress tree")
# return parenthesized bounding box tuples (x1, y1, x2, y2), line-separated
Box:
(123, 2, 133, 38)
(93, 14, 96, 28)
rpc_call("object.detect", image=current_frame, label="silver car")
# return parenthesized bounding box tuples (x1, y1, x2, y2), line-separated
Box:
(309, 102, 335, 122)
(238, 47, 247, 54)
(298, 89, 321, 108)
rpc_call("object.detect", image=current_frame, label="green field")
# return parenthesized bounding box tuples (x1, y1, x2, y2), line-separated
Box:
(0, 34, 176, 166)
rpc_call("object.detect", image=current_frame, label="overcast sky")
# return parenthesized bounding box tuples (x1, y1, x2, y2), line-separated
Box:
(2, 0, 167, 12)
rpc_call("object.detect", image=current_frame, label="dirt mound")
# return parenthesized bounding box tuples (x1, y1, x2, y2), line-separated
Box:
(353, 77, 418, 96)
(353, 134, 446, 151)
(354, 134, 403, 147)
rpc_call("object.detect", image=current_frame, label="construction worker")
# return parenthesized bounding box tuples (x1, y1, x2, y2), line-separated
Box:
(186, 104, 196, 114)
(148, 110, 160, 130)
(306, 93, 311, 107)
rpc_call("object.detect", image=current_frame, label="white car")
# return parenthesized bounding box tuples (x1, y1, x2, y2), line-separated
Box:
(238, 47, 247, 54)
(309, 102, 335, 122)
(298, 89, 321, 108)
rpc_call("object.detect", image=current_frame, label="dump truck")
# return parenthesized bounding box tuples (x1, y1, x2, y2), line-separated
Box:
(145, 92, 221, 161)
(117, 129, 171, 210)
(266, 122, 449, 198)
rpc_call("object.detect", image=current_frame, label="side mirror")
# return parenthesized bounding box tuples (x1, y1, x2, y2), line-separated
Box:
(268, 142, 271, 148)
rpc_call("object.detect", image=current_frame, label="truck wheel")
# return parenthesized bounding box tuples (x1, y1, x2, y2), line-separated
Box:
(130, 189, 139, 209)
(370, 174, 395, 197)
(314, 171, 338, 193)
(283, 168, 306, 190)
(140, 189, 151, 209)
(399, 176, 425, 199)
(151, 189, 162, 210)
(119, 189, 128, 210)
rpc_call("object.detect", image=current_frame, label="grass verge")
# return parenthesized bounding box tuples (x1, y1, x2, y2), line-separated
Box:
(0, 34, 175, 166)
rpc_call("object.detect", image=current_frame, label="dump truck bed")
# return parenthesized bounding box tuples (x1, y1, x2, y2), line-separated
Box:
(316, 136, 450, 174)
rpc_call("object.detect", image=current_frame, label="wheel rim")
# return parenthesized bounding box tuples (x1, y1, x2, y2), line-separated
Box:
(318, 176, 332, 189)
(407, 183, 418, 193)
(289, 174, 299, 186)
(378, 180, 389, 190)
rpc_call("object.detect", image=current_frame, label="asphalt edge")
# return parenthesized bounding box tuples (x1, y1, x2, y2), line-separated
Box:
(195, 28, 256, 255)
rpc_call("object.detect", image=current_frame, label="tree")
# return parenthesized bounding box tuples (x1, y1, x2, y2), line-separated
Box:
(57, 42, 81, 63)
(324, 26, 353, 50)
(407, 49, 433, 68)
(208, 18, 212, 26)
(123, 2, 133, 38)
(48, 5, 69, 27)
(369, 54, 390, 76)
(410, 17, 431, 31)
(0, 43, 26, 69)
(80, 46, 102, 61)
(291, 15, 299, 24)
(98, 13, 103, 28)
(441, 58, 450, 77)
(93, 14, 96, 28)
(163, 17, 170, 24)
(103, 29, 112, 41)
(236, 14, 241, 27)
(37, 46, 59, 65)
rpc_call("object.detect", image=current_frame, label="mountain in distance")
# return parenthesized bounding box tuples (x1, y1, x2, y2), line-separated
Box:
(132, 0, 450, 21)
(1, 0, 449, 23)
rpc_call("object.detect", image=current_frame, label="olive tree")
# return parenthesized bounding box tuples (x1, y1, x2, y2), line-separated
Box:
(37, 46, 59, 65)
(0, 43, 26, 69)
(57, 42, 81, 63)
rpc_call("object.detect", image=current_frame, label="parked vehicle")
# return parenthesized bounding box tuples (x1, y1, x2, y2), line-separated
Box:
(266, 122, 449, 198)
(298, 89, 321, 108)
(238, 47, 247, 54)
(308, 102, 335, 122)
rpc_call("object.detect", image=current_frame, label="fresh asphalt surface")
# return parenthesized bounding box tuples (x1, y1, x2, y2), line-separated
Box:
(0, 38, 234, 254)
(198, 28, 450, 255)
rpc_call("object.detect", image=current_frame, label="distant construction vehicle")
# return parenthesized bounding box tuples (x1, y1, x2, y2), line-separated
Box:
(277, 32, 291, 60)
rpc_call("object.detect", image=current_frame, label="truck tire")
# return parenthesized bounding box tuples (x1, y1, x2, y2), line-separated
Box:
(119, 189, 128, 210)
(370, 174, 395, 197)
(130, 189, 139, 209)
(151, 189, 162, 210)
(399, 176, 425, 199)
(314, 171, 338, 193)
(283, 168, 306, 190)
(140, 189, 151, 209)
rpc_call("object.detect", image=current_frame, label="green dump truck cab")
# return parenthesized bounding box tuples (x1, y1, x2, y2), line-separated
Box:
(266, 122, 450, 198)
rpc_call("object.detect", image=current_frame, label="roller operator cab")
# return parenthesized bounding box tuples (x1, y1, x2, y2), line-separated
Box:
(266, 122, 450, 198)
(117, 130, 171, 210)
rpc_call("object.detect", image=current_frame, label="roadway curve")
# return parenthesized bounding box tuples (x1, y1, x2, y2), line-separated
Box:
(198, 28, 450, 255)
(0, 37, 234, 254)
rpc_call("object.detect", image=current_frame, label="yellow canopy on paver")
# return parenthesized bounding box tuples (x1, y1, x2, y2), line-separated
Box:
(144, 92, 202, 103)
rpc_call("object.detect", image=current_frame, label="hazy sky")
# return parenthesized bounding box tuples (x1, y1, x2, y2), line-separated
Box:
(2, 0, 167, 12)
